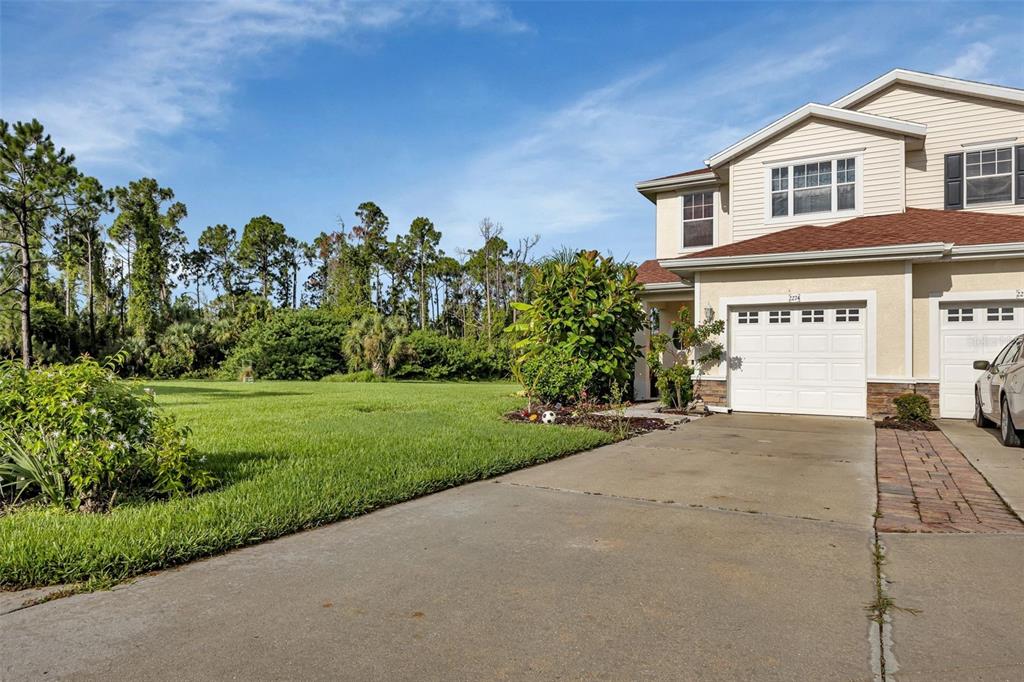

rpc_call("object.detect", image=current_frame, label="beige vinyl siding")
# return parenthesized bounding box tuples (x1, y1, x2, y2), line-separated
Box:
(729, 118, 905, 242)
(853, 84, 1024, 215)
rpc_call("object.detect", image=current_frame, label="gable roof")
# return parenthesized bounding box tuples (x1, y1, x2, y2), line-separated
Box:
(704, 103, 926, 168)
(635, 167, 718, 202)
(831, 68, 1024, 110)
(678, 209, 1024, 261)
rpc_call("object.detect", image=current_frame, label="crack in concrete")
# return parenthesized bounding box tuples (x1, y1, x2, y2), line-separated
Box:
(496, 479, 866, 529)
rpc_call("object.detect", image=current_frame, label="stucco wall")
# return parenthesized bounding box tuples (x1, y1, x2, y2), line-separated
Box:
(911, 258, 1024, 378)
(654, 187, 731, 259)
(853, 84, 1024, 216)
(698, 261, 908, 379)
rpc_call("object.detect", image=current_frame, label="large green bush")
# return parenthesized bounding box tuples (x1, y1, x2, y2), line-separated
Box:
(0, 357, 212, 511)
(508, 250, 645, 399)
(519, 346, 594, 404)
(220, 308, 350, 380)
(395, 330, 508, 380)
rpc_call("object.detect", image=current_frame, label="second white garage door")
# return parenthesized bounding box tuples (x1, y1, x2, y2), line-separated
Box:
(939, 302, 1024, 418)
(729, 305, 867, 417)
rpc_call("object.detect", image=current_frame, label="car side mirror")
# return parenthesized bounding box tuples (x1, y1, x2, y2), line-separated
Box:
(973, 360, 990, 370)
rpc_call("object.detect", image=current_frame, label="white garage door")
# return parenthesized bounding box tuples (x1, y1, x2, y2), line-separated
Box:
(939, 302, 1024, 418)
(729, 304, 867, 417)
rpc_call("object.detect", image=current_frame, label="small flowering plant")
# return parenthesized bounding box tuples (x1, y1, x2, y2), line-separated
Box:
(0, 356, 213, 511)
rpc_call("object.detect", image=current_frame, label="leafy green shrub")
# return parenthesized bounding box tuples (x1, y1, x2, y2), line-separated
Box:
(508, 250, 644, 399)
(894, 393, 932, 422)
(148, 320, 234, 379)
(394, 330, 508, 380)
(320, 370, 388, 383)
(520, 346, 595, 404)
(646, 307, 724, 408)
(220, 309, 350, 380)
(654, 364, 694, 409)
(0, 357, 213, 511)
(342, 313, 411, 378)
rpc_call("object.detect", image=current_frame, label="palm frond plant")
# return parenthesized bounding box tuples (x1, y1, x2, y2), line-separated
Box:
(0, 429, 69, 510)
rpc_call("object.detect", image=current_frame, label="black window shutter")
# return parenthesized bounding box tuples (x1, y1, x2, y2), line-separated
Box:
(1015, 145, 1024, 205)
(944, 152, 963, 210)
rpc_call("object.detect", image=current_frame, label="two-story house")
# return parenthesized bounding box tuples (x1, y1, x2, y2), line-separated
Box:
(633, 69, 1024, 419)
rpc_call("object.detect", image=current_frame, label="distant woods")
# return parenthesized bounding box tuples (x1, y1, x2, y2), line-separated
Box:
(0, 118, 542, 372)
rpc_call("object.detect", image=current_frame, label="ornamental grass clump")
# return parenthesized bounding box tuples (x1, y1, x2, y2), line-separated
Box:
(0, 356, 213, 512)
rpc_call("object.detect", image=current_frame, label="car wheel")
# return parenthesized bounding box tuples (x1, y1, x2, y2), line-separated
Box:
(975, 391, 992, 428)
(1000, 398, 1023, 448)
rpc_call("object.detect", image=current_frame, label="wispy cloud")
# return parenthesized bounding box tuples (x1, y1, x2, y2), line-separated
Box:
(401, 41, 847, 253)
(939, 42, 995, 80)
(3, 0, 527, 167)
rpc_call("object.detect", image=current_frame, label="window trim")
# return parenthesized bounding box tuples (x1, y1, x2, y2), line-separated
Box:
(679, 189, 717, 252)
(946, 307, 974, 323)
(763, 151, 864, 224)
(962, 144, 1015, 207)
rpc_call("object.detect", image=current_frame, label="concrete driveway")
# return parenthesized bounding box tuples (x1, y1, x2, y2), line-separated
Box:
(2, 413, 1019, 680)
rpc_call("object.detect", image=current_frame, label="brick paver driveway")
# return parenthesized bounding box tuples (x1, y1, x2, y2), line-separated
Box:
(3, 413, 1022, 681)
(875, 428, 1024, 532)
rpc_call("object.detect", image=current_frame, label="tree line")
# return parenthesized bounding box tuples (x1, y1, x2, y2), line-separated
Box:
(0, 119, 540, 371)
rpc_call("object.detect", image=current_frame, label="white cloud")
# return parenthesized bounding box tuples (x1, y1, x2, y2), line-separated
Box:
(939, 42, 995, 80)
(3, 0, 527, 167)
(400, 41, 846, 251)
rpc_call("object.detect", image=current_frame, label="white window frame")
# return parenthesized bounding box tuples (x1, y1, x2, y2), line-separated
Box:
(986, 306, 1015, 322)
(963, 143, 1015, 207)
(946, 307, 974, 323)
(763, 151, 864, 224)
(679, 189, 717, 252)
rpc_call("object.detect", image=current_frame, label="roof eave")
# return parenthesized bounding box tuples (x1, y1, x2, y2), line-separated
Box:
(948, 241, 1024, 261)
(832, 68, 1024, 110)
(640, 280, 694, 292)
(704, 103, 927, 168)
(661, 242, 950, 274)
(635, 172, 719, 202)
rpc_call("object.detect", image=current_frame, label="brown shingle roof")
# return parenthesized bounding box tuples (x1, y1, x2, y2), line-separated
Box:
(639, 167, 714, 184)
(636, 259, 683, 284)
(683, 208, 1024, 259)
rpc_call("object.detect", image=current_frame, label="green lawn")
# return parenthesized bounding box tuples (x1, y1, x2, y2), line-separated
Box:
(0, 381, 612, 590)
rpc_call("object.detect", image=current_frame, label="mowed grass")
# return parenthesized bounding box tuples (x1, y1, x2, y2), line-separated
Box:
(0, 381, 613, 589)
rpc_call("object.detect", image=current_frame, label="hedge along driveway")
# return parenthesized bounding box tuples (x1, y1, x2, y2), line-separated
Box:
(0, 381, 612, 589)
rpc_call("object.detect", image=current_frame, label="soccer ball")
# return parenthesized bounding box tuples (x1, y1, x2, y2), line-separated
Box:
(541, 410, 557, 424)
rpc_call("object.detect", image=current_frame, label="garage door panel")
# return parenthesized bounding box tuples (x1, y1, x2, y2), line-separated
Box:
(765, 390, 795, 410)
(796, 390, 828, 410)
(797, 335, 828, 353)
(939, 302, 1024, 419)
(765, 335, 795, 353)
(729, 304, 866, 417)
(832, 389, 867, 407)
(765, 362, 794, 380)
(832, 334, 864, 353)
(734, 336, 763, 353)
(797, 362, 828, 382)
(831, 362, 866, 383)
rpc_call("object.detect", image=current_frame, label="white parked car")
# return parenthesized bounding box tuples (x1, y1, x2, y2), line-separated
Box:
(974, 334, 1024, 447)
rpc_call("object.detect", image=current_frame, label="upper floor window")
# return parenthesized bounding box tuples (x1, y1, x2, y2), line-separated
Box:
(682, 191, 714, 248)
(768, 156, 858, 219)
(965, 147, 1012, 205)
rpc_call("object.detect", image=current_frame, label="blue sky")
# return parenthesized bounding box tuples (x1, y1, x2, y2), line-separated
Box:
(2, 1, 1023, 264)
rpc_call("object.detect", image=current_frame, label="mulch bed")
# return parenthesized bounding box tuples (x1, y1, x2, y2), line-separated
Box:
(504, 406, 670, 436)
(874, 417, 940, 431)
